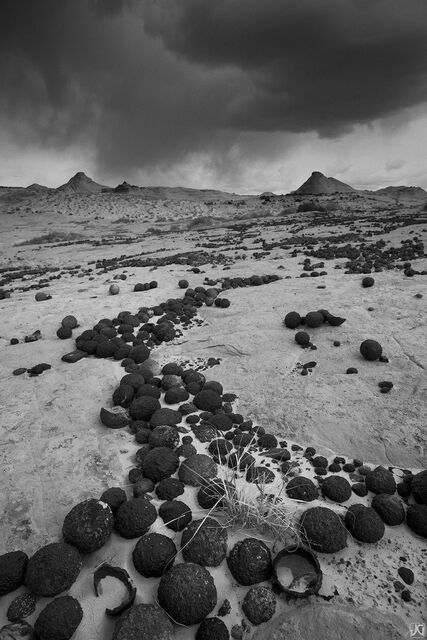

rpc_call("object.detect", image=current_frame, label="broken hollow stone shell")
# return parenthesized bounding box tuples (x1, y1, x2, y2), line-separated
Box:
(94, 564, 136, 616)
(273, 546, 322, 598)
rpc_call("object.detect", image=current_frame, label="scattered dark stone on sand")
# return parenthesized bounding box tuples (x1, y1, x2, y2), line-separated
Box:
(406, 504, 427, 538)
(129, 395, 161, 421)
(28, 363, 51, 376)
(257, 433, 278, 449)
(12, 368, 27, 376)
(305, 311, 324, 328)
(193, 423, 219, 443)
(111, 604, 174, 640)
(352, 483, 368, 497)
(197, 479, 232, 510)
(333, 340, 341, 346)
(155, 478, 185, 500)
(360, 339, 383, 361)
(398, 566, 414, 585)
(128, 468, 145, 484)
(246, 466, 275, 484)
(283, 311, 301, 329)
(401, 589, 411, 602)
(148, 425, 180, 449)
(133, 478, 155, 498)
(326, 314, 346, 326)
(141, 447, 180, 483)
(6, 592, 37, 623)
(346, 367, 358, 374)
(0, 551, 28, 596)
(328, 463, 342, 473)
(132, 533, 176, 578)
(411, 470, 427, 505)
(242, 585, 276, 626)
(345, 504, 385, 543)
(128, 344, 150, 364)
(295, 331, 310, 346)
(35, 291, 51, 301)
(179, 454, 218, 486)
(181, 517, 228, 567)
(218, 599, 231, 617)
(100, 487, 127, 514)
(115, 497, 157, 539)
(371, 494, 405, 525)
(159, 500, 192, 532)
(362, 276, 375, 287)
(322, 476, 352, 503)
(158, 562, 217, 626)
(286, 476, 319, 501)
(365, 465, 396, 494)
(194, 389, 223, 412)
(34, 595, 83, 640)
(56, 325, 72, 339)
(25, 543, 81, 597)
(176, 443, 198, 458)
(196, 617, 230, 640)
(300, 507, 347, 553)
(150, 408, 182, 428)
(228, 452, 255, 471)
(227, 538, 273, 586)
(343, 463, 356, 473)
(62, 498, 114, 553)
(312, 456, 328, 468)
(209, 438, 233, 457)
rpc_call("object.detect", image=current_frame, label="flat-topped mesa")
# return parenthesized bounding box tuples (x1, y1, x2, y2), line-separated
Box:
(293, 171, 355, 195)
(57, 171, 109, 194)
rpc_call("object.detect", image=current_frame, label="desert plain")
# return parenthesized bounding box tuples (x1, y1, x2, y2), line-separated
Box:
(0, 172, 426, 639)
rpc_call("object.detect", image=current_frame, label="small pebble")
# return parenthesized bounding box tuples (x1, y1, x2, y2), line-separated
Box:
(10, 338, 19, 345)
(346, 367, 358, 374)
(333, 340, 341, 347)
(13, 368, 27, 376)
(398, 567, 414, 585)
(401, 589, 411, 602)
(379, 355, 389, 363)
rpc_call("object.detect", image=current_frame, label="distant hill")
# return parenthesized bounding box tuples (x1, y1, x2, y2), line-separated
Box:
(373, 185, 427, 201)
(26, 183, 50, 192)
(293, 171, 355, 195)
(113, 182, 246, 202)
(57, 172, 109, 194)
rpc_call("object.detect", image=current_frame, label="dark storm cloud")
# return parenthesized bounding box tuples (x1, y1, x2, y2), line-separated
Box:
(142, 0, 427, 134)
(1, 0, 427, 181)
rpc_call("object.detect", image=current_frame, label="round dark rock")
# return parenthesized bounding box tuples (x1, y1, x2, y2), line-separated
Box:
(196, 617, 229, 640)
(207, 414, 233, 431)
(158, 562, 217, 626)
(295, 331, 310, 346)
(299, 507, 347, 553)
(150, 408, 182, 428)
(193, 423, 219, 443)
(194, 390, 222, 412)
(176, 443, 197, 458)
(362, 276, 375, 287)
(164, 386, 190, 404)
(128, 344, 150, 364)
(57, 325, 72, 339)
(62, 498, 114, 554)
(159, 500, 192, 532)
(136, 384, 161, 399)
(129, 396, 161, 421)
(246, 466, 275, 484)
(345, 504, 385, 542)
(283, 311, 301, 329)
(208, 438, 233, 456)
(365, 466, 396, 494)
(115, 498, 157, 539)
(352, 483, 368, 497)
(181, 517, 228, 567)
(311, 456, 328, 468)
(398, 566, 414, 585)
(111, 604, 174, 640)
(6, 592, 37, 623)
(286, 476, 319, 502)
(322, 476, 352, 503)
(371, 494, 405, 525)
(155, 478, 185, 501)
(305, 311, 324, 328)
(0, 551, 28, 596)
(132, 533, 176, 578)
(25, 543, 81, 597)
(346, 367, 358, 374)
(148, 425, 179, 449)
(258, 433, 278, 449)
(406, 504, 427, 538)
(34, 595, 83, 640)
(141, 447, 180, 483)
(133, 478, 155, 498)
(360, 339, 383, 361)
(242, 585, 276, 626)
(411, 470, 427, 505)
(197, 479, 233, 510)
(227, 538, 272, 586)
(179, 454, 218, 486)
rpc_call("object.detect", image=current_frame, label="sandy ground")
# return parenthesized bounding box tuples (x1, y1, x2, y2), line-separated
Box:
(0, 190, 426, 639)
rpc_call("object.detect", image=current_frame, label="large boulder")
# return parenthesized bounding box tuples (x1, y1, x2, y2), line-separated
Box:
(178, 454, 218, 486)
(158, 563, 217, 625)
(181, 517, 228, 566)
(227, 538, 272, 586)
(371, 494, 405, 525)
(112, 604, 174, 640)
(132, 533, 176, 578)
(34, 595, 82, 640)
(345, 504, 385, 542)
(142, 447, 180, 483)
(25, 543, 81, 596)
(365, 466, 396, 495)
(62, 499, 114, 553)
(299, 507, 347, 553)
(115, 498, 157, 539)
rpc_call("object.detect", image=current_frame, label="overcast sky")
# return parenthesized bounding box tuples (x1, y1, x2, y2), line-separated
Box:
(1, 0, 427, 193)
